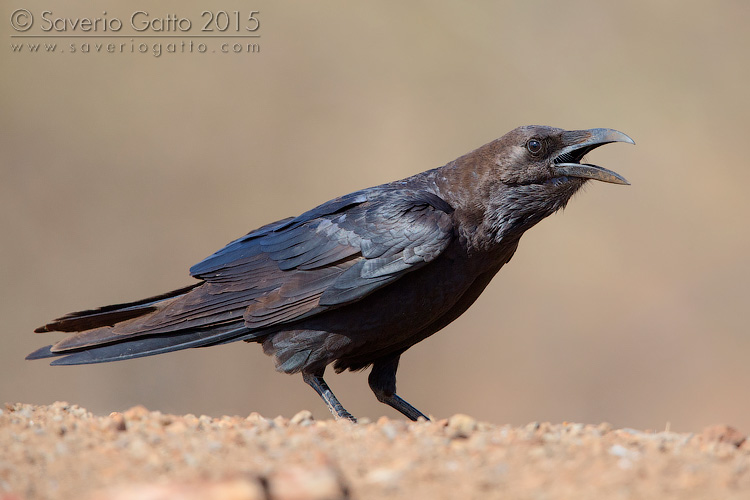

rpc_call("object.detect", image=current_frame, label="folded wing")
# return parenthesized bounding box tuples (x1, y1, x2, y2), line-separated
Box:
(32, 188, 455, 363)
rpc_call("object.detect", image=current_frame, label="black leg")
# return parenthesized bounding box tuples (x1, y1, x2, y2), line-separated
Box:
(369, 354, 429, 421)
(302, 370, 357, 422)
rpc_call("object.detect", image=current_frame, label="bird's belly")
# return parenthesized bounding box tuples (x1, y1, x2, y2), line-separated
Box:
(264, 252, 499, 373)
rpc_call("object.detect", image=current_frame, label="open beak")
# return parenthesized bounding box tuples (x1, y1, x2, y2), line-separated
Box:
(553, 128, 634, 185)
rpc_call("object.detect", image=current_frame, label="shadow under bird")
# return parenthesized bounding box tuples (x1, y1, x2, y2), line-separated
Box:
(29, 125, 634, 422)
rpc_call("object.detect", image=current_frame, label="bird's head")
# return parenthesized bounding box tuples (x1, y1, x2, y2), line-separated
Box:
(495, 125, 633, 187)
(467, 125, 634, 243)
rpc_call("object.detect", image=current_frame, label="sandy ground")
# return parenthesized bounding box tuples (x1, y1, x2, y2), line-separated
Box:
(1, 402, 748, 500)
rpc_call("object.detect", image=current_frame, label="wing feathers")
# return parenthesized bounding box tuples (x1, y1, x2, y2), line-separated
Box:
(34, 283, 200, 333)
(49, 324, 249, 365)
(33, 187, 455, 363)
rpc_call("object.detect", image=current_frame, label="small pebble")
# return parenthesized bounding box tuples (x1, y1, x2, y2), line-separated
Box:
(290, 410, 314, 425)
(446, 414, 477, 438)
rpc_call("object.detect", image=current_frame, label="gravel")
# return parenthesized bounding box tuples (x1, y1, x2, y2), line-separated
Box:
(1, 402, 749, 499)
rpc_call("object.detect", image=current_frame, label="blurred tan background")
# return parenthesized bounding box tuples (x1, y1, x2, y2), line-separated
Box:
(2, 1, 748, 432)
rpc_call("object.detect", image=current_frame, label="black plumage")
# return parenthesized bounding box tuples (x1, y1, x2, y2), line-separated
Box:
(29, 125, 633, 421)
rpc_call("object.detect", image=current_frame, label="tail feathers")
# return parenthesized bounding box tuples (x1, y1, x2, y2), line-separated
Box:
(34, 283, 201, 333)
(26, 345, 57, 360)
(28, 323, 250, 365)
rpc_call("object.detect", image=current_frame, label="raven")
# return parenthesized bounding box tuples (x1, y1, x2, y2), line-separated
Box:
(29, 126, 633, 421)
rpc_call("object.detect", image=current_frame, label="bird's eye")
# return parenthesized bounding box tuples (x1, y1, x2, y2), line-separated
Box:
(527, 139, 543, 155)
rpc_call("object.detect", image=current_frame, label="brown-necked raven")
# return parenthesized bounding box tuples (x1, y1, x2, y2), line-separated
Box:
(29, 126, 634, 421)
